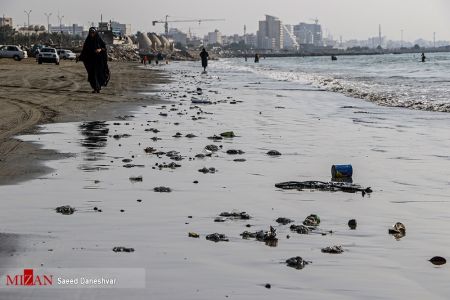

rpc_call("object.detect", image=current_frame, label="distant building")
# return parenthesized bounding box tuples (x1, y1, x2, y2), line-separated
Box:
(257, 15, 283, 50)
(283, 24, 299, 50)
(17, 25, 46, 35)
(97, 22, 109, 31)
(169, 28, 188, 46)
(205, 29, 223, 45)
(368, 36, 386, 48)
(0, 16, 13, 27)
(187, 36, 203, 48)
(111, 21, 131, 37)
(244, 33, 257, 48)
(293, 22, 322, 46)
(49, 24, 84, 36)
(222, 34, 244, 46)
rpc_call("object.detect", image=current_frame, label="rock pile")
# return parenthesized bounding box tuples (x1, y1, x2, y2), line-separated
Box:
(108, 45, 140, 62)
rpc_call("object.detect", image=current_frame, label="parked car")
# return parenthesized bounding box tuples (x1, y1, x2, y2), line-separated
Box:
(31, 44, 44, 57)
(37, 47, 60, 65)
(0, 45, 28, 61)
(57, 49, 76, 60)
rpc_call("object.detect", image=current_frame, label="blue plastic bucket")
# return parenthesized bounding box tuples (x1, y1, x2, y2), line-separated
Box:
(331, 165, 353, 178)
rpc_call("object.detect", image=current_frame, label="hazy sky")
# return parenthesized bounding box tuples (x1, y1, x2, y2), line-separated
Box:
(2, 0, 450, 41)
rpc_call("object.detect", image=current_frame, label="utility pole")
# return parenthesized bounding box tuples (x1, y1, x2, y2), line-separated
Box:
(44, 12, 52, 34)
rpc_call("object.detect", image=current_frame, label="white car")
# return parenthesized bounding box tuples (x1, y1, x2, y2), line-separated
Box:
(57, 49, 76, 60)
(0, 45, 28, 61)
(37, 47, 60, 65)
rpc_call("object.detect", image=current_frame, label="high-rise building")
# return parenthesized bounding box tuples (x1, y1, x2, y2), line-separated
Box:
(49, 24, 84, 36)
(169, 28, 188, 46)
(111, 21, 131, 37)
(205, 29, 223, 45)
(244, 33, 257, 48)
(0, 16, 13, 27)
(293, 22, 323, 46)
(283, 24, 299, 50)
(256, 15, 283, 50)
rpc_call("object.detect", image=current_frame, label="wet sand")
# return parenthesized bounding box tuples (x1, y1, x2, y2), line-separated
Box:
(0, 59, 168, 185)
(1, 60, 450, 299)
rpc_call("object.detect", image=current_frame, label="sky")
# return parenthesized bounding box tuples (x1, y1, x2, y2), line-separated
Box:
(2, 0, 450, 41)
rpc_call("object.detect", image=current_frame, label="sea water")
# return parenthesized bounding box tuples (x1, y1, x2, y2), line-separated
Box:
(216, 53, 450, 112)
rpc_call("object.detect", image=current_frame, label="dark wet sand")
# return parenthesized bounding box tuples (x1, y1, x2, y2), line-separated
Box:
(0, 59, 168, 185)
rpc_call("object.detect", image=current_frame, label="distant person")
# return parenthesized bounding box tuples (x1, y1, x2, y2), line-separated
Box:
(78, 27, 110, 93)
(143, 55, 148, 65)
(331, 55, 338, 61)
(421, 52, 426, 62)
(157, 52, 164, 62)
(254, 53, 259, 63)
(200, 48, 209, 72)
(244, 54, 248, 62)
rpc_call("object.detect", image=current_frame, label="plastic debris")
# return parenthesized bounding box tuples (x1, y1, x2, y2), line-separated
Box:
(112, 247, 135, 253)
(206, 233, 229, 242)
(188, 232, 200, 238)
(55, 205, 75, 215)
(321, 245, 344, 254)
(303, 214, 321, 227)
(286, 256, 309, 269)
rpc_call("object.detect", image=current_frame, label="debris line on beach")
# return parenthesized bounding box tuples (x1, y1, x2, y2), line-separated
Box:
(275, 181, 372, 195)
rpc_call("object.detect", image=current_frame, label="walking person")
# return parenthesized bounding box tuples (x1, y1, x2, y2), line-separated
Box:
(78, 27, 110, 93)
(200, 48, 209, 72)
(421, 52, 426, 63)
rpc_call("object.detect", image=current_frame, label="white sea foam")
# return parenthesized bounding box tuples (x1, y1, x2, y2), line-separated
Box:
(215, 53, 450, 112)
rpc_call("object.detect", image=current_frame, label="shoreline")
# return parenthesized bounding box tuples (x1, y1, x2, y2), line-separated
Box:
(226, 47, 450, 58)
(0, 59, 169, 185)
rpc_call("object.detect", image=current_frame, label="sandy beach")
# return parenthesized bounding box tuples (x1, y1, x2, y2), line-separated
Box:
(0, 59, 168, 185)
(0, 58, 450, 299)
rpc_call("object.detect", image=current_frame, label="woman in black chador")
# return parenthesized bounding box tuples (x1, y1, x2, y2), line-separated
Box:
(78, 27, 110, 93)
(199, 48, 209, 72)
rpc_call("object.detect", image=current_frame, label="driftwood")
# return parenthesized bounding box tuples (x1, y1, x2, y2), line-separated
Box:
(275, 181, 372, 195)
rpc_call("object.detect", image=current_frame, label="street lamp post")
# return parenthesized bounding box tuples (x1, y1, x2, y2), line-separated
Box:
(44, 12, 52, 34)
(24, 10, 32, 29)
(57, 13, 64, 48)
(24, 10, 32, 46)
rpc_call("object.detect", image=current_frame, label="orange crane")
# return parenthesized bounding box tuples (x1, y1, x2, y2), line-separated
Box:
(152, 15, 225, 35)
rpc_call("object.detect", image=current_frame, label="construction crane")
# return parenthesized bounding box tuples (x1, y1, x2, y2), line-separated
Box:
(152, 15, 225, 35)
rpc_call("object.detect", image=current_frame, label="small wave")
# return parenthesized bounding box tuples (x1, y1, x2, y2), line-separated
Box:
(217, 56, 450, 113)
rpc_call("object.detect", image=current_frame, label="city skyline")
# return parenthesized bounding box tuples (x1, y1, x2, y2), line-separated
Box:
(2, 0, 449, 41)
